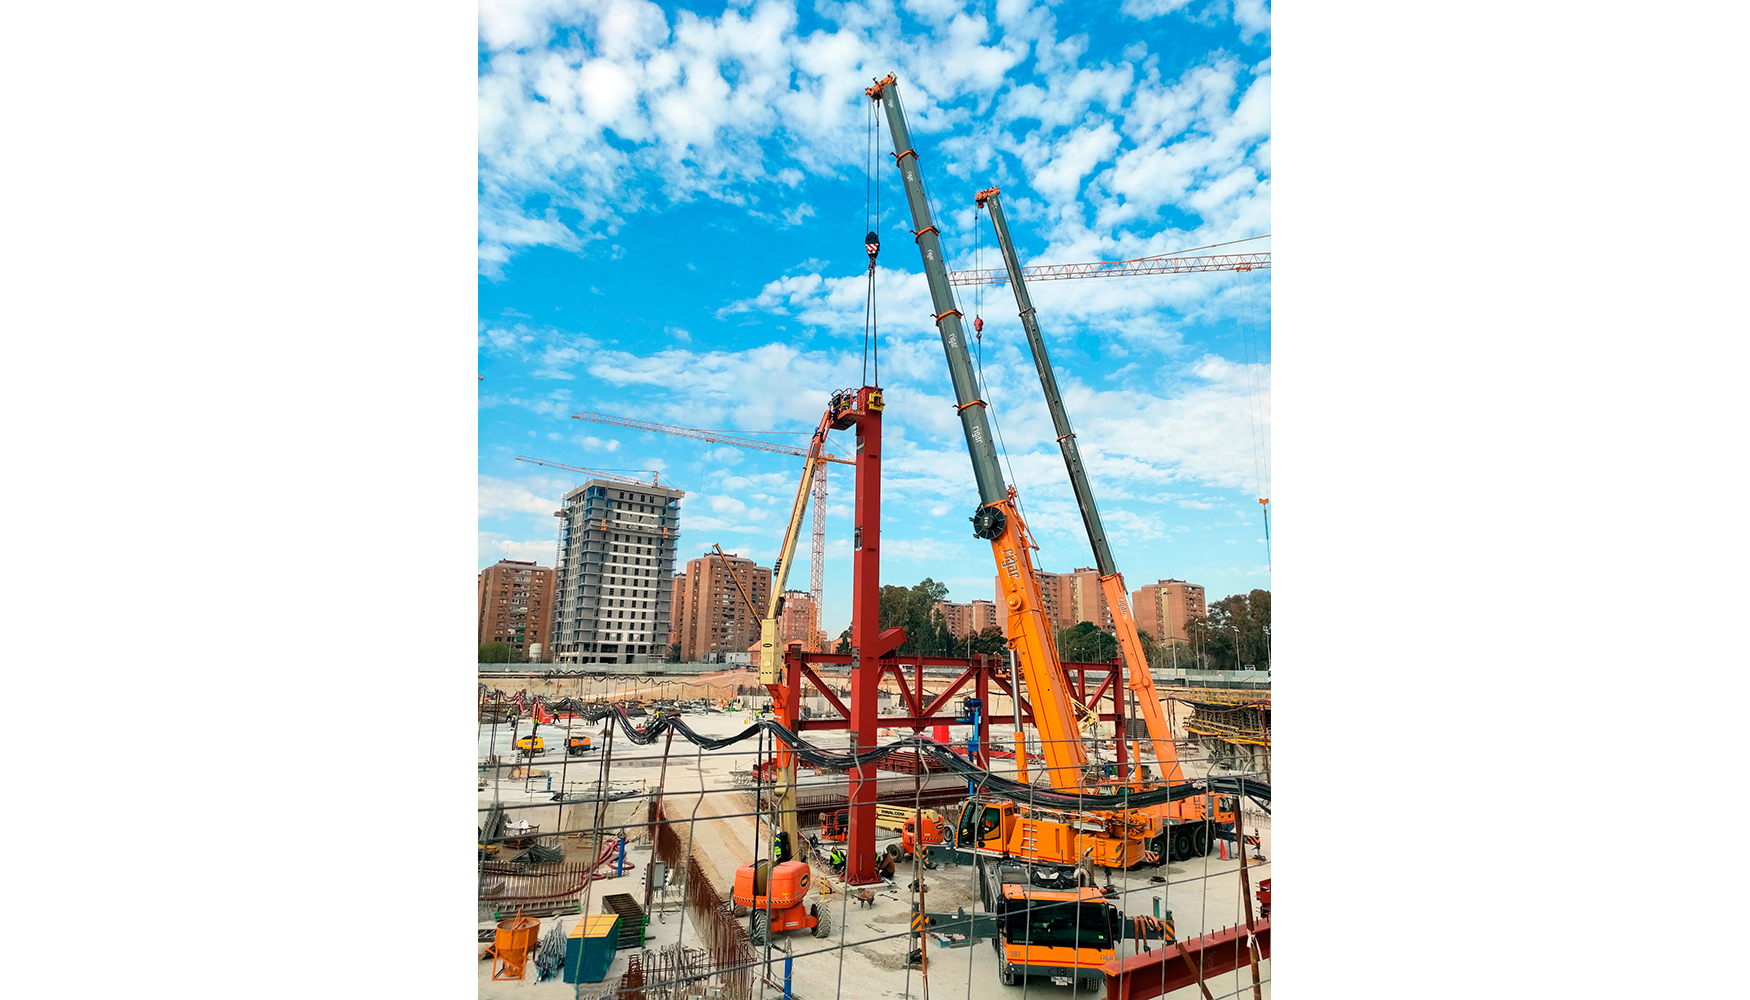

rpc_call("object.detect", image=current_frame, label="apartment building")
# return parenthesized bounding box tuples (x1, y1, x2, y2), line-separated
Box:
(477, 559, 556, 658)
(1131, 579, 1207, 642)
(968, 599, 999, 635)
(778, 589, 819, 651)
(550, 479, 685, 665)
(933, 600, 970, 640)
(994, 570, 1074, 637)
(671, 551, 772, 662)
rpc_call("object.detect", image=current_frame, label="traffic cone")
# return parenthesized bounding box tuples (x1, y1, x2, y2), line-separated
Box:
(1219, 836, 1228, 860)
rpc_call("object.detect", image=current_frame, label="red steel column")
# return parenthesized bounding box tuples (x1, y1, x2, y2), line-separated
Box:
(847, 385, 883, 885)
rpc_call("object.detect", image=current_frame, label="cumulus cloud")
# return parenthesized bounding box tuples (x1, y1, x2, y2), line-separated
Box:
(479, 475, 564, 519)
(477, 1, 1269, 280)
(479, 532, 559, 565)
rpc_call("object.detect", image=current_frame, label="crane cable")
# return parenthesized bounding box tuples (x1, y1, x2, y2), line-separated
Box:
(1239, 281, 1271, 570)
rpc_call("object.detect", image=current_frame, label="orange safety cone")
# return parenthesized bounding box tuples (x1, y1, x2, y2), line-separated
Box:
(1219, 836, 1228, 860)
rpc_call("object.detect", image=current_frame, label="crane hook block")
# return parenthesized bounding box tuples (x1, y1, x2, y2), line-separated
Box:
(974, 316, 983, 334)
(971, 504, 1006, 541)
(865, 231, 880, 262)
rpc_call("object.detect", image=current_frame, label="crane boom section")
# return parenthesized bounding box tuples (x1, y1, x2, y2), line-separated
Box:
(978, 188, 1183, 780)
(868, 74, 1087, 787)
(867, 75, 1005, 508)
(976, 191, 1115, 577)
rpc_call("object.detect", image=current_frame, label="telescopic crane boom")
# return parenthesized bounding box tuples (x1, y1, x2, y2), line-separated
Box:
(972, 188, 1184, 787)
(865, 73, 1089, 791)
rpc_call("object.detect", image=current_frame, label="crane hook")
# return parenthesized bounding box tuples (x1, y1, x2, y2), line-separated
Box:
(973, 316, 983, 335)
(865, 230, 880, 269)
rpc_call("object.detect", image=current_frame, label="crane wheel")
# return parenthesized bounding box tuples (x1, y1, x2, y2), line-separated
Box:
(811, 904, 832, 939)
(749, 911, 768, 946)
(1171, 829, 1194, 862)
(1192, 823, 1210, 857)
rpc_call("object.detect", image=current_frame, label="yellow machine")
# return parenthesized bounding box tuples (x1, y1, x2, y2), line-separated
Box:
(513, 735, 543, 757)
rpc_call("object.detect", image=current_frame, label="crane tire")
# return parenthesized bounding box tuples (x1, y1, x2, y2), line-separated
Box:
(1171, 829, 1194, 862)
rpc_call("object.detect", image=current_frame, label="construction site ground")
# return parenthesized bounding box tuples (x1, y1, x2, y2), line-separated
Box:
(480, 711, 1269, 999)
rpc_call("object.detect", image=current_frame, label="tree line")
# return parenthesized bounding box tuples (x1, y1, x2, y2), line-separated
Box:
(827, 579, 1270, 673)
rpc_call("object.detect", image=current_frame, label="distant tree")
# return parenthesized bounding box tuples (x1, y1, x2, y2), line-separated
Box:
(479, 642, 516, 663)
(834, 626, 852, 655)
(1057, 621, 1118, 662)
(1197, 590, 1270, 671)
(668, 641, 682, 663)
(969, 625, 1008, 656)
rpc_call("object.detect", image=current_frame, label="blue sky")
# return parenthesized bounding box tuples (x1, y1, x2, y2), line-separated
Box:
(477, 0, 1272, 639)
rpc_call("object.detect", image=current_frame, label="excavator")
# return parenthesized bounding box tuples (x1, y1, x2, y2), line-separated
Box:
(972, 186, 1237, 864)
(866, 72, 1149, 873)
(729, 395, 862, 946)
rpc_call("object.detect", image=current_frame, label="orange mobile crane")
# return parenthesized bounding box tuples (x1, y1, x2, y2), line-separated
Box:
(973, 186, 1237, 863)
(865, 72, 1147, 872)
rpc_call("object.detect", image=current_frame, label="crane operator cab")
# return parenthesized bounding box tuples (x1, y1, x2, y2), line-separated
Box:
(957, 799, 1014, 852)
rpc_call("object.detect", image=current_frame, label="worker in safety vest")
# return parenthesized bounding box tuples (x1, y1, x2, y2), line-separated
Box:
(773, 831, 792, 864)
(829, 846, 845, 871)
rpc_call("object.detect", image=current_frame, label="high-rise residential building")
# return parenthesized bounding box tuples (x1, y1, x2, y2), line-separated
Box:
(968, 599, 999, 636)
(1065, 567, 1116, 633)
(478, 559, 556, 658)
(995, 571, 1072, 638)
(550, 479, 685, 665)
(666, 572, 688, 651)
(672, 551, 772, 662)
(934, 600, 971, 640)
(778, 589, 818, 650)
(1131, 579, 1207, 642)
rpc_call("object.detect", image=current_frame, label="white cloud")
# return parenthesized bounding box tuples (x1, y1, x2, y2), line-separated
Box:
(709, 495, 749, 515)
(1233, 0, 1270, 44)
(478, 532, 559, 565)
(478, 475, 563, 519)
(1119, 0, 1194, 19)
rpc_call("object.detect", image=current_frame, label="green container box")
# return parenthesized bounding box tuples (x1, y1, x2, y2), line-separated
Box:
(563, 914, 621, 984)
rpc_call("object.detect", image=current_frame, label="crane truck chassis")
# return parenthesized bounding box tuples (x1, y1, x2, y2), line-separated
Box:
(911, 858, 1171, 991)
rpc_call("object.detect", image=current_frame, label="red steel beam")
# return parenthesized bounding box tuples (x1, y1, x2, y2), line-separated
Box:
(796, 659, 851, 720)
(847, 386, 885, 886)
(1104, 919, 1270, 1000)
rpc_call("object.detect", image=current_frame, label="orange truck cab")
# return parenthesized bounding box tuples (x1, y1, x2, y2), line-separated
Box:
(731, 859, 832, 945)
(981, 860, 1119, 990)
(901, 813, 945, 856)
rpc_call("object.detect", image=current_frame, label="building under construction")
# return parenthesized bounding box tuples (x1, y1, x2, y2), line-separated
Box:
(551, 479, 685, 665)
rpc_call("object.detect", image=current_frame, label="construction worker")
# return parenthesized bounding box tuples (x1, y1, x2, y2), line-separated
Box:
(773, 831, 792, 864)
(829, 846, 846, 871)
